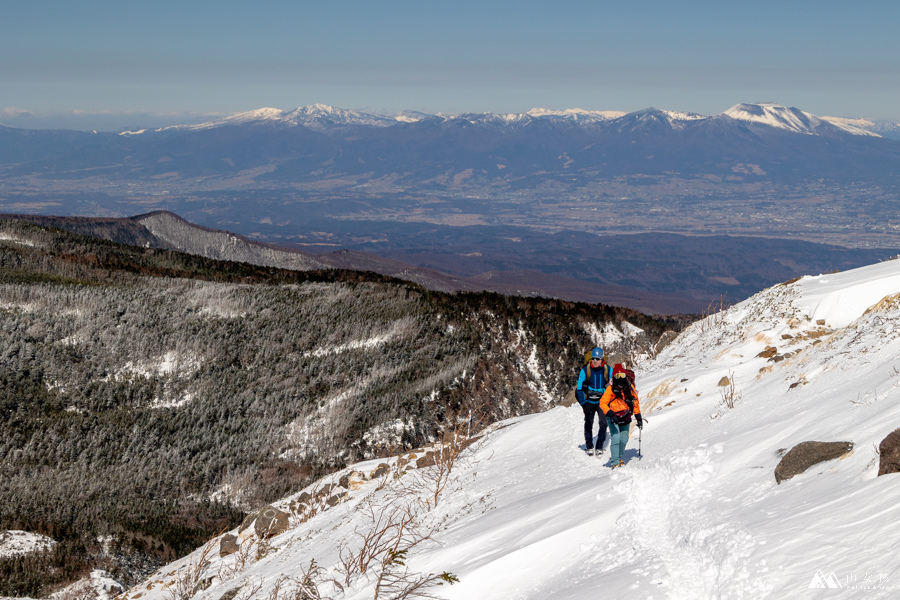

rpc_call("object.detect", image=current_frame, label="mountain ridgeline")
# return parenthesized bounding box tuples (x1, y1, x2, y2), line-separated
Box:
(2, 103, 898, 186)
(10, 211, 897, 318)
(3, 104, 899, 248)
(0, 218, 681, 595)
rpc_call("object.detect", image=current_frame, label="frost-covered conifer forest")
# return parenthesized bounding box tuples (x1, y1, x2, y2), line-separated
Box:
(0, 218, 676, 595)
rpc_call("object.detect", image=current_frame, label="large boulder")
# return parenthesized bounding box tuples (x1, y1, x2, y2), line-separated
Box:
(238, 505, 290, 538)
(416, 452, 437, 469)
(339, 470, 368, 490)
(219, 533, 239, 557)
(370, 463, 390, 479)
(775, 441, 853, 483)
(878, 428, 900, 476)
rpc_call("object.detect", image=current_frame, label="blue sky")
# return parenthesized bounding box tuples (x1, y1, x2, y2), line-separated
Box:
(2, 0, 898, 130)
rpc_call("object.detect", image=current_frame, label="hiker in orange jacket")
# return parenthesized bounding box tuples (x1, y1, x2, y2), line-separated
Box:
(600, 363, 642, 468)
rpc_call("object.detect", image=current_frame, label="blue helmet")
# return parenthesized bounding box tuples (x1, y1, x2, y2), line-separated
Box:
(590, 347, 604, 359)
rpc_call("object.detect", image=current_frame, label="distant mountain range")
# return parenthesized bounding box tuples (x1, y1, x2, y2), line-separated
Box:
(2, 102, 898, 187)
(110, 102, 900, 138)
(2, 101, 898, 311)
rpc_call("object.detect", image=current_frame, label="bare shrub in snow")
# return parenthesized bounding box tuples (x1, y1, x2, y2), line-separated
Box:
(331, 498, 458, 600)
(711, 371, 741, 418)
(372, 549, 459, 600)
(219, 535, 257, 579)
(396, 411, 486, 508)
(336, 502, 430, 589)
(721, 374, 740, 409)
(164, 538, 217, 600)
(699, 294, 730, 333)
(327, 418, 478, 597)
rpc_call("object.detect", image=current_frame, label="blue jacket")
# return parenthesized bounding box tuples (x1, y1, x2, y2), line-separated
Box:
(576, 362, 613, 405)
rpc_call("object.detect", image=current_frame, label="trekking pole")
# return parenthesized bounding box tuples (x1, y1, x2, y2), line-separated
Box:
(638, 417, 647, 459)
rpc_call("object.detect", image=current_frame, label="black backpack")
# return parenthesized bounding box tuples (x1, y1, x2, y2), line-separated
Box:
(609, 379, 636, 424)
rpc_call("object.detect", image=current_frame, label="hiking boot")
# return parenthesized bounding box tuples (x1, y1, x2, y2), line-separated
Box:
(585, 448, 594, 456)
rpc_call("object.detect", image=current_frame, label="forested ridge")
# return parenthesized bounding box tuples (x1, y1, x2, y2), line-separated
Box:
(0, 218, 684, 595)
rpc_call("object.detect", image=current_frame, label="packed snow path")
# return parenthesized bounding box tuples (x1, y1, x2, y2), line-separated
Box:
(127, 260, 900, 600)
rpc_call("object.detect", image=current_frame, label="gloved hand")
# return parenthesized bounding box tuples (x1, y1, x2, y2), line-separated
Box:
(635, 414, 643, 429)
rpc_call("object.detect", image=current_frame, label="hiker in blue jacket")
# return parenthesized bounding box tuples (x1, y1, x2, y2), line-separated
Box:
(576, 347, 613, 455)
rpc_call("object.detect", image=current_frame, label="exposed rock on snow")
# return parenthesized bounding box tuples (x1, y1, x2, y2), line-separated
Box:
(239, 505, 290, 539)
(878, 428, 900, 476)
(774, 441, 854, 483)
(219, 533, 239, 557)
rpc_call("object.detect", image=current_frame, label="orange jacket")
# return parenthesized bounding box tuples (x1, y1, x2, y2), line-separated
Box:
(600, 383, 641, 417)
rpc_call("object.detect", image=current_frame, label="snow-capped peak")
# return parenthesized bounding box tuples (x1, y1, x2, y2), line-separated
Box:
(130, 105, 396, 134)
(131, 108, 292, 133)
(199, 107, 289, 127)
(238, 107, 286, 120)
(473, 108, 626, 124)
(659, 109, 706, 121)
(282, 105, 395, 130)
(523, 108, 626, 121)
(286, 104, 368, 121)
(723, 102, 878, 136)
(608, 107, 709, 132)
(392, 110, 433, 123)
(724, 102, 826, 134)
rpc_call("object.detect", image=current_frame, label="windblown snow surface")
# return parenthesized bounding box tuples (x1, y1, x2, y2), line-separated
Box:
(124, 259, 900, 599)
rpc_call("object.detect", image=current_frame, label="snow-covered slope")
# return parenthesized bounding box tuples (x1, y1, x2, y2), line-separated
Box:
(49, 570, 123, 600)
(819, 116, 900, 139)
(0, 530, 55, 558)
(124, 259, 900, 599)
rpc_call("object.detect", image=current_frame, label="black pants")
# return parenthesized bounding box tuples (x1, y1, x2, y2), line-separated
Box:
(582, 403, 607, 450)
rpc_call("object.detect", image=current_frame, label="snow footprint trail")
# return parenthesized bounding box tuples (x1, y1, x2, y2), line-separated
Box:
(604, 445, 772, 599)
